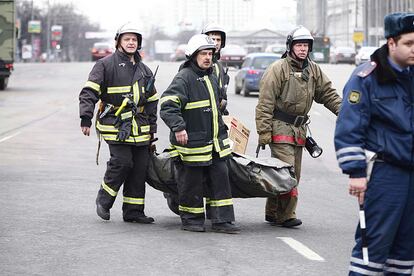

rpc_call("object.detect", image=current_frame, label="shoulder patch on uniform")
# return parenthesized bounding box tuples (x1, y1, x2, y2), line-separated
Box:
(356, 61, 377, 78)
(348, 90, 361, 104)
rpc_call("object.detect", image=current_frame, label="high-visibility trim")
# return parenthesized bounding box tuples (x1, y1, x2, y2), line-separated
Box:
(147, 93, 160, 102)
(168, 149, 179, 157)
(272, 135, 305, 145)
(132, 117, 139, 136)
(123, 196, 145, 205)
(203, 76, 221, 152)
(214, 63, 222, 88)
(337, 155, 366, 164)
(179, 205, 204, 214)
(350, 257, 383, 269)
(96, 122, 118, 133)
(115, 98, 130, 117)
(174, 144, 213, 155)
(206, 198, 233, 207)
(336, 146, 365, 156)
(180, 153, 212, 162)
(222, 138, 230, 146)
(386, 259, 414, 266)
(140, 125, 150, 133)
(349, 265, 382, 275)
(101, 134, 151, 143)
(384, 266, 412, 274)
(101, 181, 117, 197)
(218, 147, 232, 158)
(160, 95, 181, 106)
(121, 111, 133, 120)
(107, 85, 131, 94)
(85, 81, 101, 94)
(184, 99, 211, 110)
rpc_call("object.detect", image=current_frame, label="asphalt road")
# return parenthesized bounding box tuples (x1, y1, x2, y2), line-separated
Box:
(1, 61, 360, 276)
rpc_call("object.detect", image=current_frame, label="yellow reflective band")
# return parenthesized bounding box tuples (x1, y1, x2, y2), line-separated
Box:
(101, 134, 151, 143)
(160, 96, 180, 106)
(168, 150, 179, 157)
(180, 153, 212, 162)
(123, 196, 145, 205)
(140, 125, 150, 133)
(107, 86, 131, 94)
(132, 117, 139, 136)
(219, 147, 232, 158)
(115, 98, 130, 117)
(85, 81, 101, 94)
(179, 205, 204, 214)
(121, 111, 133, 120)
(102, 181, 117, 197)
(147, 93, 160, 102)
(184, 99, 211, 110)
(214, 64, 222, 88)
(96, 122, 118, 133)
(174, 144, 213, 155)
(203, 76, 221, 152)
(206, 198, 233, 207)
(133, 82, 140, 104)
(223, 138, 230, 146)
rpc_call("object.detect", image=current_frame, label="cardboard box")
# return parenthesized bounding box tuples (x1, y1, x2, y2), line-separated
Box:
(222, 116, 250, 154)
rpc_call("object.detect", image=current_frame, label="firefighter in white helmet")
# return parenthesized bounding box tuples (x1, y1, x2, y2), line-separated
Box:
(160, 34, 240, 234)
(256, 26, 342, 227)
(79, 22, 159, 223)
(202, 23, 230, 115)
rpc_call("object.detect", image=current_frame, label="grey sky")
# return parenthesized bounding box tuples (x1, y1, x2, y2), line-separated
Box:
(64, 0, 296, 34)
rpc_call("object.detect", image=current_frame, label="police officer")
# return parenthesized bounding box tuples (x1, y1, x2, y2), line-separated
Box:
(160, 34, 239, 234)
(335, 13, 414, 275)
(202, 23, 230, 115)
(79, 22, 159, 223)
(256, 26, 341, 227)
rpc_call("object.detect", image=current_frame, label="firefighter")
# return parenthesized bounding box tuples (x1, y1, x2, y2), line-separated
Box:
(335, 13, 414, 275)
(160, 34, 239, 234)
(79, 22, 159, 223)
(255, 26, 341, 227)
(202, 22, 230, 115)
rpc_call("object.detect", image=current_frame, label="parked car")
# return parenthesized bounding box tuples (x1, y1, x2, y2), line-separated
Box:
(264, 43, 286, 55)
(355, 46, 377, 66)
(329, 46, 356, 64)
(234, 53, 281, 97)
(91, 42, 114, 61)
(170, 44, 186, 61)
(220, 44, 247, 68)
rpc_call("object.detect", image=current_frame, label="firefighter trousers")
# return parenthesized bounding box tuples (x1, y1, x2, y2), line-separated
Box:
(174, 156, 235, 226)
(96, 144, 150, 220)
(349, 162, 414, 275)
(266, 143, 303, 223)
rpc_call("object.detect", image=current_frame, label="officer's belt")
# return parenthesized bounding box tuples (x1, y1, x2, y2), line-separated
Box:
(103, 103, 145, 114)
(273, 110, 308, 127)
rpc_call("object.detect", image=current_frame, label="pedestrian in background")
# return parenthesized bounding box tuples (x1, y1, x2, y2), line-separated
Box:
(79, 22, 158, 223)
(160, 34, 239, 234)
(256, 26, 341, 228)
(335, 12, 414, 275)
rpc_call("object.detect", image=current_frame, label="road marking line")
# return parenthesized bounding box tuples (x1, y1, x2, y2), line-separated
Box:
(0, 132, 20, 143)
(277, 237, 325, 261)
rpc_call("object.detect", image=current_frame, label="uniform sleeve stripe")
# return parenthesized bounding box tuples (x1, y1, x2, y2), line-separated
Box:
(160, 96, 180, 106)
(85, 81, 101, 94)
(147, 93, 160, 102)
(337, 155, 366, 164)
(336, 146, 365, 156)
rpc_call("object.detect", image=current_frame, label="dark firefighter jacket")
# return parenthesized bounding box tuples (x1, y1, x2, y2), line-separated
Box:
(79, 50, 159, 145)
(335, 44, 414, 177)
(160, 60, 232, 166)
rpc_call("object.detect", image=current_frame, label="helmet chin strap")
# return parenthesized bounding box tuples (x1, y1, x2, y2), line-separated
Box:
(290, 50, 306, 61)
(120, 45, 135, 57)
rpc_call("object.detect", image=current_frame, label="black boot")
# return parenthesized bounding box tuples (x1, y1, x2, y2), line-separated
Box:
(275, 218, 302, 228)
(123, 214, 155, 224)
(96, 203, 110, 221)
(211, 222, 241, 234)
(181, 224, 206, 232)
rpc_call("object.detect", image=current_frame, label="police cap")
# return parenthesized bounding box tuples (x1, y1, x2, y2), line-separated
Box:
(384, 12, 414, 39)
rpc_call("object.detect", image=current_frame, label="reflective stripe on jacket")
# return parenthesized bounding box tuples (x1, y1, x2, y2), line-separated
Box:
(79, 50, 159, 145)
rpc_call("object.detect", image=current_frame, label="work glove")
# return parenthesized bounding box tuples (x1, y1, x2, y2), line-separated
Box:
(258, 132, 272, 146)
(115, 117, 132, 142)
(219, 99, 229, 115)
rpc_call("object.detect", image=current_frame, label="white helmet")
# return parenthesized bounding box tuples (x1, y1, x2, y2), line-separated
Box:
(115, 22, 142, 49)
(286, 26, 314, 52)
(185, 34, 216, 58)
(201, 22, 226, 48)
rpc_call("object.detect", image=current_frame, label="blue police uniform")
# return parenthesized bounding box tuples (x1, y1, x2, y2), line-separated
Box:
(335, 12, 414, 275)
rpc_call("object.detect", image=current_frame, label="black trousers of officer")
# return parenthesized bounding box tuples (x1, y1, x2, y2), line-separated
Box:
(174, 155, 235, 226)
(96, 144, 149, 219)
